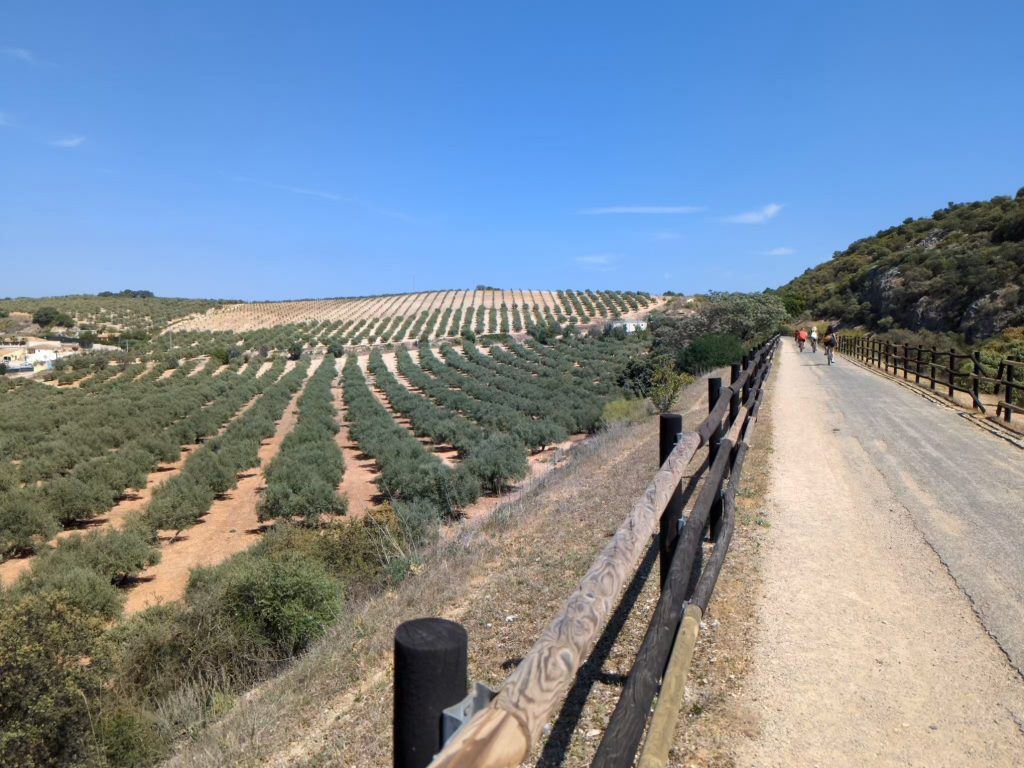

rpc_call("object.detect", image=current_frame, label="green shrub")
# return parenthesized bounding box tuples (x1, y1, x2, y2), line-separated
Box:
(465, 433, 529, 493)
(0, 592, 108, 767)
(602, 397, 652, 425)
(16, 564, 124, 619)
(193, 553, 342, 656)
(676, 333, 745, 374)
(394, 499, 442, 548)
(32, 529, 159, 586)
(0, 491, 58, 558)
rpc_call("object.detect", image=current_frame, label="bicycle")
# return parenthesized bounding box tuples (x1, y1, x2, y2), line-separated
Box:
(810, 337, 818, 353)
(826, 345, 835, 365)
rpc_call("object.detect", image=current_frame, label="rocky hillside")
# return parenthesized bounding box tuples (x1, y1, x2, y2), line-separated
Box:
(780, 189, 1024, 342)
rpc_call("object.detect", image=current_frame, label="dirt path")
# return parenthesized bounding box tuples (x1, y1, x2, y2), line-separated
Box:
(333, 371, 382, 518)
(733, 339, 1024, 766)
(124, 359, 320, 614)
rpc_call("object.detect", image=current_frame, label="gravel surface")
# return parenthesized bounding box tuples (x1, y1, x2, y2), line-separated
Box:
(735, 339, 1024, 767)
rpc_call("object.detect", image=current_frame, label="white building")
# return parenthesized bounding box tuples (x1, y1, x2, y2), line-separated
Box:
(610, 320, 648, 333)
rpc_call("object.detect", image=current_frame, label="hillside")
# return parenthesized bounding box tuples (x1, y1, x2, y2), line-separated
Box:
(780, 189, 1024, 342)
(169, 289, 658, 338)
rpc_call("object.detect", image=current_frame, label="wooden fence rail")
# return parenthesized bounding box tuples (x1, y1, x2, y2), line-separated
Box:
(423, 335, 780, 768)
(837, 335, 1024, 423)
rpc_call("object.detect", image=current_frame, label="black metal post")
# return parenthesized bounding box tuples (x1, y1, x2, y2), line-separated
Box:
(394, 618, 468, 768)
(658, 413, 684, 588)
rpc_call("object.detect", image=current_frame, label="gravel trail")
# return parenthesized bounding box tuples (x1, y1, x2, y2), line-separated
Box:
(736, 339, 1024, 767)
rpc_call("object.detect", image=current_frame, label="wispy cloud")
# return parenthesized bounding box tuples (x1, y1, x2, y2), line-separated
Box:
(2, 47, 36, 64)
(574, 253, 618, 272)
(575, 254, 614, 265)
(723, 203, 783, 224)
(231, 174, 418, 222)
(51, 135, 85, 148)
(579, 205, 704, 215)
(652, 231, 679, 241)
(759, 247, 795, 256)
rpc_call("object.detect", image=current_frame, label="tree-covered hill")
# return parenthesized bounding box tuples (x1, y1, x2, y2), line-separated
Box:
(780, 189, 1024, 342)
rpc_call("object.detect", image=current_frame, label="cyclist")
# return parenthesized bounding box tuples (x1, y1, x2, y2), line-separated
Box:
(823, 325, 837, 365)
(797, 328, 808, 352)
(810, 326, 819, 353)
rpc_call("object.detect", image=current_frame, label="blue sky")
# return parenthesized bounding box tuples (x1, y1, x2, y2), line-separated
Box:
(2, 1, 1022, 301)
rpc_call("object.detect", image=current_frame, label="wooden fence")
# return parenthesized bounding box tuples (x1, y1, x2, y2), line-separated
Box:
(409, 335, 780, 768)
(837, 336, 1023, 423)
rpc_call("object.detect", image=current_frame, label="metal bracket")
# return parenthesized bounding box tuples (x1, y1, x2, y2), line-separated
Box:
(441, 682, 499, 745)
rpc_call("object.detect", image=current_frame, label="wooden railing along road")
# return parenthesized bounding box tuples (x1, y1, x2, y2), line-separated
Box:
(837, 336, 1023, 424)
(392, 336, 780, 768)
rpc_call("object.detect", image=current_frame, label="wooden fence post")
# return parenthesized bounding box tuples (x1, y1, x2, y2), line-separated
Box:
(658, 413, 684, 588)
(394, 619, 468, 768)
(707, 377, 723, 542)
(884, 341, 891, 373)
(930, 347, 937, 390)
(1006, 363, 1015, 423)
(948, 348, 956, 398)
(914, 346, 922, 384)
(972, 351, 982, 410)
(903, 344, 909, 380)
(729, 363, 741, 428)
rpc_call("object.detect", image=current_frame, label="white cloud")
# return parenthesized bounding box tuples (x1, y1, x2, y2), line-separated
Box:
(724, 203, 783, 224)
(579, 205, 704, 215)
(575, 254, 614, 265)
(759, 247, 795, 256)
(51, 135, 85, 148)
(2, 47, 36, 64)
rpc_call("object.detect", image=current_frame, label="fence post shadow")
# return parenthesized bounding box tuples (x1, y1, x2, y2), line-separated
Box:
(536, 455, 709, 768)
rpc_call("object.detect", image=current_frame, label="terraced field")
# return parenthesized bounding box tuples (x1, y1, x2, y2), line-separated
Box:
(169, 288, 660, 340)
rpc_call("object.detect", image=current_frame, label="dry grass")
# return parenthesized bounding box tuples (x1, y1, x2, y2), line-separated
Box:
(163, 372, 762, 768)
(663, 374, 776, 766)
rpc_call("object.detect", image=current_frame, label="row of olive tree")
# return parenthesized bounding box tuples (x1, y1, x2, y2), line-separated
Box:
(259, 357, 346, 524)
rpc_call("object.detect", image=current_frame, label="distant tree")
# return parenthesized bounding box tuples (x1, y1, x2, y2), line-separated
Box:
(676, 333, 746, 374)
(32, 306, 74, 328)
(287, 343, 304, 360)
